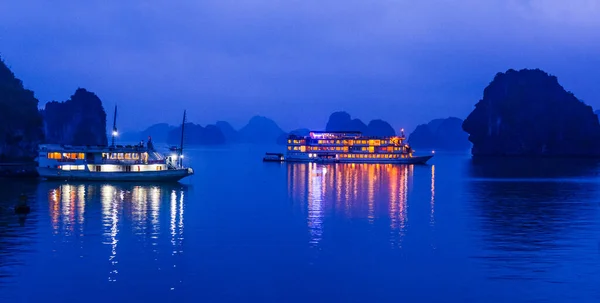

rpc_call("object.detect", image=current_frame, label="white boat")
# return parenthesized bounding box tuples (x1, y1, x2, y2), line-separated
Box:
(285, 130, 434, 164)
(36, 108, 194, 182)
(36, 144, 193, 181)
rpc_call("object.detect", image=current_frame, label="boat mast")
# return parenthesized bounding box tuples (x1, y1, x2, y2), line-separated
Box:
(111, 105, 118, 147)
(179, 110, 186, 167)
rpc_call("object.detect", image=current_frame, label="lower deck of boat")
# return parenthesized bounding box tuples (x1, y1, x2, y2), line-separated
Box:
(36, 167, 193, 182)
(280, 155, 433, 164)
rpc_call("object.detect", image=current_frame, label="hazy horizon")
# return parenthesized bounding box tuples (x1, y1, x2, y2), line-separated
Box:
(2, 0, 600, 132)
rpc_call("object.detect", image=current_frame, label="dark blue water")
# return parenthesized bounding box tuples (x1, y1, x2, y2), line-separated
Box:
(1, 146, 600, 302)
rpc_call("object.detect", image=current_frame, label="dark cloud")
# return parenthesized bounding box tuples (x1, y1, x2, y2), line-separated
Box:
(1, 0, 599, 131)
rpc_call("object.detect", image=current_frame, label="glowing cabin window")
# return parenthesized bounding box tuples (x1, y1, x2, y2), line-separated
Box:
(61, 153, 84, 159)
(368, 146, 375, 153)
(288, 140, 291, 144)
(336, 140, 340, 144)
(61, 165, 85, 171)
(288, 146, 291, 150)
(300, 146, 306, 152)
(47, 152, 62, 159)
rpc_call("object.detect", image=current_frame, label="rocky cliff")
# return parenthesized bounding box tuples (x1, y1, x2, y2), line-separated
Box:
(0, 58, 44, 161)
(43, 88, 108, 146)
(408, 117, 470, 150)
(167, 123, 226, 145)
(325, 111, 396, 136)
(238, 116, 285, 144)
(121, 123, 174, 144)
(216, 121, 240, 142)
(462, 69, 600, 157)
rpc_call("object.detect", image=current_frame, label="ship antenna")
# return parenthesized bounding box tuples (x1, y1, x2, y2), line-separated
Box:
(111, 105, 118, 147)
(179, 110, 186, 167)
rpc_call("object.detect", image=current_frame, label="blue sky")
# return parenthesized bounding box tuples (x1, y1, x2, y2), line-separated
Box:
(1, 0, 599, 132)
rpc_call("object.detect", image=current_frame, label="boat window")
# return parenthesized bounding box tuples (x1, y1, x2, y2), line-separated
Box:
(47, 152, 62, 159)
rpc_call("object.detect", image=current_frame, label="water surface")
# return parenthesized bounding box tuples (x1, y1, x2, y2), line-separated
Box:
(1, 147, 600, 302)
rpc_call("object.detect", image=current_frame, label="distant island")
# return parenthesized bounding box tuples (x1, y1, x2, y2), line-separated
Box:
(124, 112, 399, 146)
(326, 111, 396, 136)
(408, 117, 471, 151)
(122, 116, 286, 146)
(462, 68, 600, 157)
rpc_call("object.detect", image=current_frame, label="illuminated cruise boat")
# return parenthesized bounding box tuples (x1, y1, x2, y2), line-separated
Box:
(36, 143, 193, 181)
(36, 108, 194, 182)
(285, 130, 433, 164)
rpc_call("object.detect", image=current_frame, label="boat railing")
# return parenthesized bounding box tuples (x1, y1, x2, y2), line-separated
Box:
(95, 159, 164, 165)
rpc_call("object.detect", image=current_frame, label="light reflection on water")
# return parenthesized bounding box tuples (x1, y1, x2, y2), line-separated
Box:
(287, 163, 429, 248)
(37, 182, 188, 285)
(1, 150, 600, 302)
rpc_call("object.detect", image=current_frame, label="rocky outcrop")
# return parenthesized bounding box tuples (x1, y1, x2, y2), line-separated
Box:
(325, 111, 396, 136)
(0, 58, 44, 161)
(216, 121, 240, 142)
(121, 123, 174, 144)
(365, 119, 396, 137)
(325, 112, 368, 133)
(238, 116, 285, 144)
(43, 88, 108, 146)
(462, 68, 600, 157)
(167, 123, 226, 145)
(408, 117, 470, 150)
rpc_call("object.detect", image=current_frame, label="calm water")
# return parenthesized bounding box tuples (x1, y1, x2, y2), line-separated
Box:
(1, 146, 600, 302)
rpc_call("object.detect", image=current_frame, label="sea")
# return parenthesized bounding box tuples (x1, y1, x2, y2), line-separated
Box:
(1, 145, 600, 302)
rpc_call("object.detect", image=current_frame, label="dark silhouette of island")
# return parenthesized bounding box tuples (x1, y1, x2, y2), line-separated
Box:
(167, 123, 226, 145)
(0, 58, 44, 162)
(462, 68, 600, 157)
(325, 111, 396, 136)
(408, 117, 470, 151)
(43, 88, 108, 146)
(216, 121, 240, 143)
(121, 123, 175, 143)
(238, 116, 285, 144)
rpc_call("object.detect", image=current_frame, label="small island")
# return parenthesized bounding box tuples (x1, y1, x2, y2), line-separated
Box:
(462, 68, 600, 157)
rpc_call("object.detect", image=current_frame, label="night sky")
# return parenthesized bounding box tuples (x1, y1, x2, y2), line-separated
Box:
(1, 0, 599, 132)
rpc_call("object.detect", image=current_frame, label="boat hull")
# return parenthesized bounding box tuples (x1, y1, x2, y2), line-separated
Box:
(286, 155, 433, 164)
(36, 167, 193, 182)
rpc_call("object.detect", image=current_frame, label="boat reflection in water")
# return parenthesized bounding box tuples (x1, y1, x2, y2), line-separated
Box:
(287, 163, 436, 248)
(43, 182, 187, 283)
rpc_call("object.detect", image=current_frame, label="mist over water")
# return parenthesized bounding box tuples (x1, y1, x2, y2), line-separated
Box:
(1, 147, 600, 302)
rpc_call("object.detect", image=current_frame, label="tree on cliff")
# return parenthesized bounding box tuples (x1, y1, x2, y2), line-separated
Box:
(462, 69, 600, 157)
(43, 88, 108, 146)
(0, 57, 44, 161)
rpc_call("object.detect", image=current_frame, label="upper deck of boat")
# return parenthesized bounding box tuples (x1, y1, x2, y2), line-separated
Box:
(287, 131, 405, 140)
(39, 144, 154, 153)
